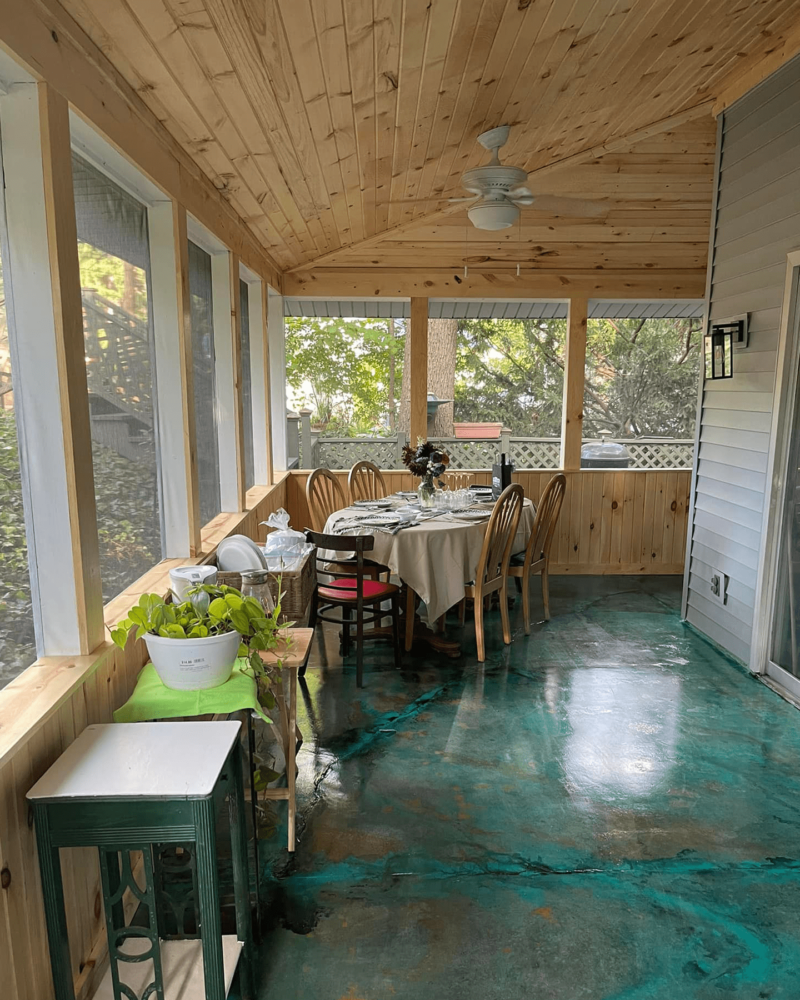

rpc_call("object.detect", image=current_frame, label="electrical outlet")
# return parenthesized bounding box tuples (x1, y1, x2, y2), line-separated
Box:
(709, 568, 729, 607)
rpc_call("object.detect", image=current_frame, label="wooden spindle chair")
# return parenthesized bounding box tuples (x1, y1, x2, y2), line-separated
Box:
(461, 483, 524, 662)
(306, 467, 346, 532)
(348, 460, 387, 502)
(305, 466, 389, 579)
(306, 530, 401, 687)
(508, 473, 566, 632)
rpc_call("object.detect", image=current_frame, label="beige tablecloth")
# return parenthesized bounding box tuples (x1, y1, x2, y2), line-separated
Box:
(321, 498, 535, 623)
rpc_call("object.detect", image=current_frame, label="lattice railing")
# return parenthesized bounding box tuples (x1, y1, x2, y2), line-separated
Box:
(305, 431, 694, 471)
(313, 436, 401, 470)
(620, 440, 695, 469)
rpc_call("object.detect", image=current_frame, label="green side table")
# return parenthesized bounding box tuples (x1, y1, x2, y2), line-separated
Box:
(27, 721, 254, 1000)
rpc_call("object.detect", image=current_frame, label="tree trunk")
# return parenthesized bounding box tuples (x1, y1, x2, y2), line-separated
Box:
(387, 318, 396, 432)
(398, 317, 457, 439)
(427, 318, 457, 438)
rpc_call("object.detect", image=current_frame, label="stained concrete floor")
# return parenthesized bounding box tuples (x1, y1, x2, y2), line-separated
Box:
(248, 577, 800, 999)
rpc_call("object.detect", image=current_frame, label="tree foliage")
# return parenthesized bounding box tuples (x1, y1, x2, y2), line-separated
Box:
(454, 319, 566, 436)
(285, 317, 405, 435)
(583, 317, 702, 438)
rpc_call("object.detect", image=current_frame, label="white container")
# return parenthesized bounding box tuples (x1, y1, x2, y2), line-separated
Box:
(169, 565, 217, 603)
(144, 630, 240, 691)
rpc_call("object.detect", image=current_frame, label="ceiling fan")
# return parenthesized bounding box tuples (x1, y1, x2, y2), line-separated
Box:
(393, 125, 606, 230)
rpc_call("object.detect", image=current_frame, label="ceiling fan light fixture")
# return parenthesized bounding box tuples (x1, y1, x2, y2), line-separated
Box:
(467, 201, 519, 231)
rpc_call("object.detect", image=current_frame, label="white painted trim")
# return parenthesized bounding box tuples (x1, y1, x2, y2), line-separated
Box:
(186, 214, 227, 257)
(247, 280, 269, 485)
(268, 288, 287, 472)
(69, 111, 166, 207)
(682, 116, 724, 621)
(765, 658, 800, 703)
(750, 249, 800, 674)
(148, 202, 190, 557)
(0, 84, 84, 653)
(210, 251, 240, 512)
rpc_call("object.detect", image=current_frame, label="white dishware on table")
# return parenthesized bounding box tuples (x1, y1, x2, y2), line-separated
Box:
(216, 534, 268, 572)
(169, 565, 218, 602)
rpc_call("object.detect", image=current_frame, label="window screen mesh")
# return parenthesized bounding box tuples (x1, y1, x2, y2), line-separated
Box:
(75, 154, 163, 602)
(188, 241, 221, 525)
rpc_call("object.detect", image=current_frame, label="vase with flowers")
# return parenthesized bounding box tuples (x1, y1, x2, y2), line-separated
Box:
(402, 441, 451, 508)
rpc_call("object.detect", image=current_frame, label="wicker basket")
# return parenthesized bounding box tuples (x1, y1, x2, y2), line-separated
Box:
(215, 549, 315, 627)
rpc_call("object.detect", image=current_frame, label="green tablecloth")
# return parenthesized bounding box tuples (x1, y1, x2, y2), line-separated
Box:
(113, 659, 271, 724)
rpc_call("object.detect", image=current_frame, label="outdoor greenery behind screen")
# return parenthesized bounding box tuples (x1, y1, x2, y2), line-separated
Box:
(286, 314, 702, 440)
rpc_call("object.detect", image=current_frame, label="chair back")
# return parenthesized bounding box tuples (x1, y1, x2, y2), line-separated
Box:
(306, 529, 375, 600)
(348, 460, 387, 502)
(306, 468, 346, 532)
(475, 484, 525, 588)
(525, 473, 566, 566)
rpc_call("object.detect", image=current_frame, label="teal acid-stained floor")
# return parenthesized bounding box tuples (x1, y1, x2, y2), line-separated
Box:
(248, 577, 800, 999)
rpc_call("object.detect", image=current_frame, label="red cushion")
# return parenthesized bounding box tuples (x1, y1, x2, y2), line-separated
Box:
(318, 578, 397, 602)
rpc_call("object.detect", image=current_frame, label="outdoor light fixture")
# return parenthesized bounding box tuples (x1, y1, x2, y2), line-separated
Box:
(705, 320, 742, 380)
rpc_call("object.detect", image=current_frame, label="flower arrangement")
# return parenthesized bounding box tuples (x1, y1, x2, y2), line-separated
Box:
(402, 440, 451, 481)
(402, 441, 451, 505)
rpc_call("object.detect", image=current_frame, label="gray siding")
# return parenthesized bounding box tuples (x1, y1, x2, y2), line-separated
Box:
(686, 54, 800, 663)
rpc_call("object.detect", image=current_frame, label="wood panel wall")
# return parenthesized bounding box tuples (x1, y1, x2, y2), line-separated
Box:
(286, 469, 690, 576)
(0, 478, 287, 1000)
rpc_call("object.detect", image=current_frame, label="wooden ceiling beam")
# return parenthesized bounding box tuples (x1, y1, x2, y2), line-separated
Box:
(284, 268, 706, 300)
(287, 100, 714, 273)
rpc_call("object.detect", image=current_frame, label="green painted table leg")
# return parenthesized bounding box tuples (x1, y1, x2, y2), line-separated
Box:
(193, 796, 227, 1000)
(32, 805, 76, 1000)
(229, 743, 255, 1000)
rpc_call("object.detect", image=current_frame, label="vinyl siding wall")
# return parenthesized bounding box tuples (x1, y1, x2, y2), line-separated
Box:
(685, 54, 800, 663)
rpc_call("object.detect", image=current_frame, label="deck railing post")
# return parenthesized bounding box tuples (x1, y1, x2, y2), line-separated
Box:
(299, 408, 313, 469)
(561, 297, 589, 471)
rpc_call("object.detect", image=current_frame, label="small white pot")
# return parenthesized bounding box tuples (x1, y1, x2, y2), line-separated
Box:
(144, 630, 241, 691)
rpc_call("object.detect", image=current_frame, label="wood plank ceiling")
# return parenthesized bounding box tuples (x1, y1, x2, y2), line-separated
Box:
(58, 0, 800, 274)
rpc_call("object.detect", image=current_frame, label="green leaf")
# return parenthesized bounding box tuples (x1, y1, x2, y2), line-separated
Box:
(224, 593, 243, 610)
(208, 598, 229, 620)
(229, 609, 250, 634)
(110, 628, 128, 649)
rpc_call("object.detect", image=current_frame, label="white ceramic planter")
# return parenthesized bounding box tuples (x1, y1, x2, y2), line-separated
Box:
(144, 630, 241, 691)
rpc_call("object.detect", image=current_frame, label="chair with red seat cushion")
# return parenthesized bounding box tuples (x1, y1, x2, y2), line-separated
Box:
(306, 529, 401, 687)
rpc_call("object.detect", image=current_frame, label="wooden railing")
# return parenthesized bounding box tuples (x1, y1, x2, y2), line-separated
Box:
(285, 467, 691, 575)
(0, 477, 289, 1000)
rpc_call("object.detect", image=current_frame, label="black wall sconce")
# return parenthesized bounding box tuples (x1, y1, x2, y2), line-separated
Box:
(705, 317, 747, 380)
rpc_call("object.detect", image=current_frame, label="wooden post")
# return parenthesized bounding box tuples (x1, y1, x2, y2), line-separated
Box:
(560, 297, 589, 471)
(409, 297, 429, 444)
(258, 282, 275, 485)
(211, 249, 244, 513)
(38, 83, 105, 653)
(172, 203, 202, 555)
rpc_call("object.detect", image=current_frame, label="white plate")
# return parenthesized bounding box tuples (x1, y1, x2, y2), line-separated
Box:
(451, 511, 492, 522)
(396, 490, 418, 497)
(352, 499, 393, 508)
(216, 534, 267, 572)
(359, 513, 401, 527)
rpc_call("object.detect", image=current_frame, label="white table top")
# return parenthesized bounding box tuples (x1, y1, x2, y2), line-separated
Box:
(27, 722, 241, 802)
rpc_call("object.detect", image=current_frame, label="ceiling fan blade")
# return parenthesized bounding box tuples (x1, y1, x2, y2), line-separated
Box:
(447, 196, 482, 203)
(515, 194, 607, 217)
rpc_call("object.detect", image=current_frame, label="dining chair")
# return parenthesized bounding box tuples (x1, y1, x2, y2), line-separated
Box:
(306, 467, 347, 532)
(348, 460, 387, 502)
(306, 529, 401, 687)
(462, 483, 524, 662)
(508, 473, 566, 633)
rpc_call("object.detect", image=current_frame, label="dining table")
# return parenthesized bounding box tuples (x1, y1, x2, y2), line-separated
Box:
(320, 491, 536, 657)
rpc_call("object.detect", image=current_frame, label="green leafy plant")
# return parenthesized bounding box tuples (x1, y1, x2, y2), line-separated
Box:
(110, 584, 287, 711)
